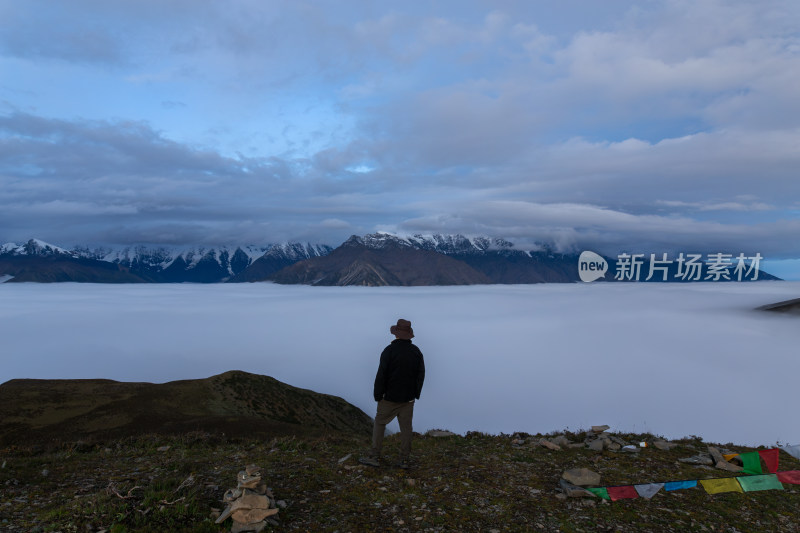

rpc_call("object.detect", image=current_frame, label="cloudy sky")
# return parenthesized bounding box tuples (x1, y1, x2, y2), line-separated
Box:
(1, 1, 799, 268)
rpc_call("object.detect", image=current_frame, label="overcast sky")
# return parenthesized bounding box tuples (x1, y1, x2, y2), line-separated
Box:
(1, 1, 799, 263)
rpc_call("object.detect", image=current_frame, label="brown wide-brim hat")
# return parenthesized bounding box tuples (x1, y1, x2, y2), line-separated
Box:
(390, 319, 414, 340)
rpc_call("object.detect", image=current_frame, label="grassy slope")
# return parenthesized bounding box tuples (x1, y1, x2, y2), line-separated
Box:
(1, 429, 799, 532)
(0, 371, 372, 445)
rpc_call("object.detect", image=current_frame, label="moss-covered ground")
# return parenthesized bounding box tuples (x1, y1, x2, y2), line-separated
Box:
(1, 430, 799, 532)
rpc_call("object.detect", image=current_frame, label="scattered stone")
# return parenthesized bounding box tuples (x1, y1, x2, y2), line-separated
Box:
(562, 468, 601, 487)
(621, 445, 640, 453)
(511, 438, 526, 447)
(539, 439, 562, 451)
(41, 469, 49, 477)
(567, 443, 585, 449)
(337, 454, 352, 464)
(712, 458, 743, 473)
(426, 429, 457, 437)
(217, 464, 279, 532)
(224, 488, 243, 502)
(587, 439, 605, 452)
(231, 508, 278, 524)
(652, 440, 676, 451)
(607, 443, 621, 451)
(550, 436, 572, 447)
(559, 478, 595, 498)
(707, 446, 743, 472)
(609, 436, 628, 446)
(238, 468, 262, 490)
(707, 446, 725, 463)
(156, 446, 170, 452)
(231, 521, 267, 533)
(678, 454, 714, 466)
(591, 425, 610, 433)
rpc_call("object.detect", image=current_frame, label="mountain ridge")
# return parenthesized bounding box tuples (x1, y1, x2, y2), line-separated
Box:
(0, 235, 782, 284)
(0, 239, 332, 283)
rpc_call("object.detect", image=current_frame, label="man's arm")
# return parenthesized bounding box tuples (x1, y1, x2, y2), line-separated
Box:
(373, 347, 390, 401)
(415, 348, 425, 400)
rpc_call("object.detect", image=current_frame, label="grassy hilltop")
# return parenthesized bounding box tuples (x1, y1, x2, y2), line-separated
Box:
(1, 373, 798, 532)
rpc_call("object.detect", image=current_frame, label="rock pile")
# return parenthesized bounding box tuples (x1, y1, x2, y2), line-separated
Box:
(512, 425, 678, 453)
(216, 464, 279, 533)
(678, 446, 743, 472)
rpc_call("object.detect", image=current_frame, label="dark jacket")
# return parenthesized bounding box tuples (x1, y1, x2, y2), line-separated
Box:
(373, 339, 425, 402)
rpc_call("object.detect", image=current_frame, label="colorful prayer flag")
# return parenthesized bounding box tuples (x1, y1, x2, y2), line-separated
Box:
(700, 478, 743, 494)
(634, 483, 664, 500)
(664, 480, 697, 491)
(776, 471, 800, 485)
(758, 449, 779, 473)
(737, 474, 783, 492)
(781, 444, 800, 461)
(723, 453, 739, 462)
(587, 487, 610, 500)
(607, 485, 639, 501)
(739, 451, 763, 475)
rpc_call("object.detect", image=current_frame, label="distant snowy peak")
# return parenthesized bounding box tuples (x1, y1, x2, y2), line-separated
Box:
(264, 242, 333, 260)
(75, 245, 176, 267)
(0, 239, 74, 257)
(78, 243, 326, 267)
(344, 233, 516, 255)
(0, 239, 331, 282)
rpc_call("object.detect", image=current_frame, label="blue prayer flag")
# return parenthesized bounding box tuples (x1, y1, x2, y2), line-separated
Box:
(665, 480, 697, 491)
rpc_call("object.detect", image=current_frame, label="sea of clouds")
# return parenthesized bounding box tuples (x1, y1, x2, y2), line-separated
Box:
(1, 281, 798, 446)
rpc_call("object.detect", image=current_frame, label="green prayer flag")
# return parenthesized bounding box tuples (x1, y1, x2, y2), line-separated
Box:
(737, 474, 784, 492)
(739, 451, 763, 475)
(587, 487, 610, 500)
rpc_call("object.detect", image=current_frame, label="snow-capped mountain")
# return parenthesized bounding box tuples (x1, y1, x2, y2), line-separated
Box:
(0, 234, 782, 284)
(343, 232, 517, 255)
(228, 242, 334, 282)
(0, 239, 333, 283)
(1, 239, 75, 257)
(272, 232, 578, 286)
(72, 245, 270, 282)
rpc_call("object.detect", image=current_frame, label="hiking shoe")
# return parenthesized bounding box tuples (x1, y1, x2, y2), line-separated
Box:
(395, 458, 411, 470)
(358, 455, 380, 467)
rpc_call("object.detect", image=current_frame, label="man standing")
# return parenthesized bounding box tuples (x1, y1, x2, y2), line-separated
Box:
(360, 319, 425, 469)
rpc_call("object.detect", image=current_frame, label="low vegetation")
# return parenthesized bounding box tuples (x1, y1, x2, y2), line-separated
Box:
(2, 429, 798, 532)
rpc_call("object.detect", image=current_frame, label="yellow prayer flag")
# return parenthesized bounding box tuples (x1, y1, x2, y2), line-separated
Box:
(700, 477, 743, 494)
(723, 453, 739, 461)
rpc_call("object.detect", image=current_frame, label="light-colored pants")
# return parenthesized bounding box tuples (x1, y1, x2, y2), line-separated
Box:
(371, 399, 415, 459)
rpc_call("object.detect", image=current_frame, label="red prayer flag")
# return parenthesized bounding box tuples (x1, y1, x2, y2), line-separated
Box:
(759, 449, 779, 473)
(607, 485, 639, 501)
(777, 471, 800, 485)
